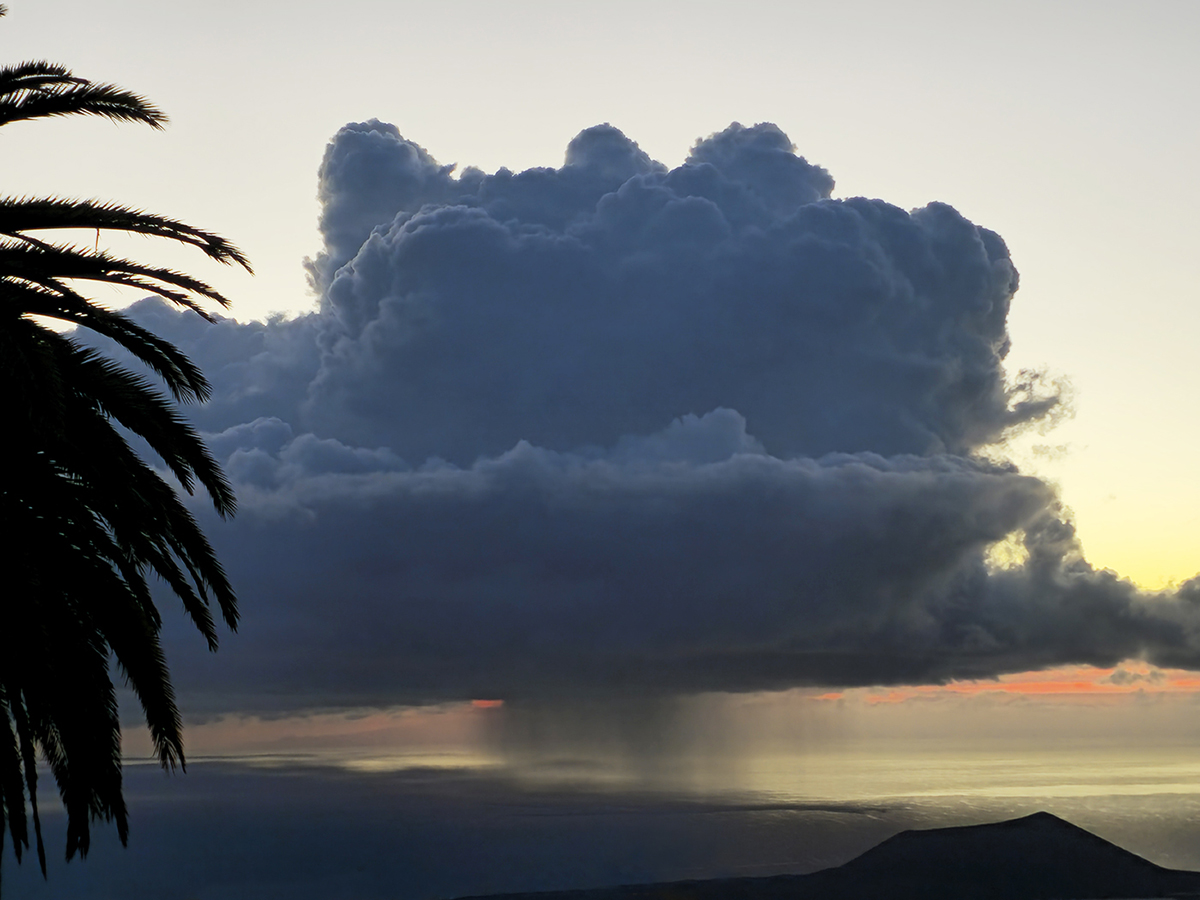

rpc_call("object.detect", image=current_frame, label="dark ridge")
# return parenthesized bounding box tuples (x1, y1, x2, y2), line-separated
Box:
(455, 811, 1200, 900)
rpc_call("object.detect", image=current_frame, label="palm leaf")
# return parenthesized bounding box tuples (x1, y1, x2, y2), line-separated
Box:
(0, 197, 252, 270)
(0, 13, 248, 880)
(0, 60, 165, 129)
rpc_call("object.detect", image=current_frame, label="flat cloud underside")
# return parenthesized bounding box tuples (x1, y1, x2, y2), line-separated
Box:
(110, 121, 1199, 712)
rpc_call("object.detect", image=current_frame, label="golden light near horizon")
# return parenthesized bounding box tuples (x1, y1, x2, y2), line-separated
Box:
(1076, 511, 1200, 592)
(1001, 421, 1200, 591)
(121, 662, 1200, 772)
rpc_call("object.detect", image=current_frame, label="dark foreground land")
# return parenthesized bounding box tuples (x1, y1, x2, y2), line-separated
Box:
(459, 811, 1200, 900)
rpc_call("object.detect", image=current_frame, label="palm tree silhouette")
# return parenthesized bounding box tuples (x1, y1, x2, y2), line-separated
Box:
(0, 5, 250, 884)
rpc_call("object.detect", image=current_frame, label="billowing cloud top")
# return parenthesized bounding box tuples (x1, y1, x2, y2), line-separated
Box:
(300, 120, 1036, 463)
(120, 121, 1200, 712)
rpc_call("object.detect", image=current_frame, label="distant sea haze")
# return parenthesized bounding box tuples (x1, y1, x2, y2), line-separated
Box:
(8, 738, 1200, 898)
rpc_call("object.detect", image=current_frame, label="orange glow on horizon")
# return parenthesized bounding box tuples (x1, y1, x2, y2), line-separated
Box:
(855, 663, 1200, 704)
(471, 699, 505, 708)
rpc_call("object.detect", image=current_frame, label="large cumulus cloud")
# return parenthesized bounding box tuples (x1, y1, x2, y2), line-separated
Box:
(299, 120, 1040, 463)
(120, 120, 1200, 712)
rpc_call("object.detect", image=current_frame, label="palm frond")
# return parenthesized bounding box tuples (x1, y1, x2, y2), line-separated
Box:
(0, 197, 253, 271)
(10, 699, 46, 875)
(0, 18, 247, 880)
(3, 286, 214, 401)
(70, 350, 221, 497)
(0, 61, 165, 129)
(0, 696, 29, 865)
(0, 238, 234, 311)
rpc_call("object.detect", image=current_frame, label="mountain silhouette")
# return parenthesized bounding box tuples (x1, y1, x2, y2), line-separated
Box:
(457, 811, 1200, 900)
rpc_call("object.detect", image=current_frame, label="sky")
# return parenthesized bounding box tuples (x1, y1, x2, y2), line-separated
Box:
(5, 0, 1198, 591)
(6, 0, 1200, 895)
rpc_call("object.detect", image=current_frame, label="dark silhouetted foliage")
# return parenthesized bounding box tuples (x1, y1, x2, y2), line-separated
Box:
(0, 4, 250, 888)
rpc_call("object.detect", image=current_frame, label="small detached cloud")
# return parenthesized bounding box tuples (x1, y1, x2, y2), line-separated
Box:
(1103, 665, 1168, 687)
(115, 121, 1200, 713)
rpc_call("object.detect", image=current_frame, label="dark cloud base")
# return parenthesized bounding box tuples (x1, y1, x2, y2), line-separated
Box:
(102, 121, 1200, 712)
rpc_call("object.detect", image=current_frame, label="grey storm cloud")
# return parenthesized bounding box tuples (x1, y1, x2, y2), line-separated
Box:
(114, 120, 1200, 712)
(298, 120, 1041, 463)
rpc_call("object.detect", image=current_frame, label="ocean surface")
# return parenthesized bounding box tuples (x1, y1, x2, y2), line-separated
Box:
(8, 738, 1200, 899)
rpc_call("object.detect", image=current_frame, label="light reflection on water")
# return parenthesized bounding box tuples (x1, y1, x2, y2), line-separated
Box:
(298, 741, 1200, 871)
(718, 744, 1200, 872)
(130, 692, 1200, 883)
(70, 734, 1200, 897)
(193, 740, 1200, 807)
(731, 746, 1200, 801)
(192, 739, 1200, 871)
